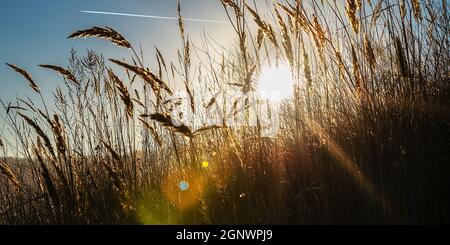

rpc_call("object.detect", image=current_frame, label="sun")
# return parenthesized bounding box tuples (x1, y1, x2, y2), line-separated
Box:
(257, 63, 294, 100)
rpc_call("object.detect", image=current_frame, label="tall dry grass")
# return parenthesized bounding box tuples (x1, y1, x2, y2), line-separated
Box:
(0, 0, 449, 224)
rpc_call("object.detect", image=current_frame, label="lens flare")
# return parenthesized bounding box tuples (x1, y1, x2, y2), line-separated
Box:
(201, 161, 209, 168)
(162, 170, 205, 210)
(179, 181, 189, 191)
(258, 64, 294, 100)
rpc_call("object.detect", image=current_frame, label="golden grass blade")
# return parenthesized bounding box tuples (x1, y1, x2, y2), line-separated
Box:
(274, 7, 293, 66)
(6, 63, 40, 93)
(245, 3, 278, 47)
(18, 112, 56, 159)
(108, 69, 134, 119)
(138, 118, 162, 146)
(371, 0, 383, 26)
(177, 1, 185, 41)
(221, 0, 242, 17)
(39, 65, 78, 84)
(257, 29, 265, 49)
(351, 45, 363, 97)
(346, 0, 360, 34)
(312, 15, 326, 48)
(277, 2, 295, 17)
(51, 114, 66, 155)
(34, 148, 60, 209)
(400, 0, 406, 19)
(335, 50, 347, 80)
(68, 26, 131, 49)
(277, 2, 309, 33)
(109, 59, 172, 95)
(412, 0, 423, 21)
(364, 34, 376, 71)
(302, 42, 313, 96)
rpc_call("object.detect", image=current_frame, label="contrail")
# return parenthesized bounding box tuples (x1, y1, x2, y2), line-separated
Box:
(81, 10, 228, 24)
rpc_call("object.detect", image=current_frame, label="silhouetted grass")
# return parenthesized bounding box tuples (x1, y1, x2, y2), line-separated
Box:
(0, 0, 449, 224)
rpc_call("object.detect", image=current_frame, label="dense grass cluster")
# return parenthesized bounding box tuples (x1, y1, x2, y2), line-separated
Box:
(0, 0, 449, 224)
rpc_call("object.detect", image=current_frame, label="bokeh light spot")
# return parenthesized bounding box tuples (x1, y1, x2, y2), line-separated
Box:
(179, 181, 189, 191)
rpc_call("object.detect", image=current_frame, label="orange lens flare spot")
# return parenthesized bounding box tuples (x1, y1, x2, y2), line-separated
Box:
(179, 180, 189, 191)
(162, 170, 205, 210)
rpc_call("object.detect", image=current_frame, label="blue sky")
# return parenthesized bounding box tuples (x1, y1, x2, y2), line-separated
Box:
(0, 0, 232, 102)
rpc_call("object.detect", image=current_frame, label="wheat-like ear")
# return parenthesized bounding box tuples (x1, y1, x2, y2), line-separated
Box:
(277, 3, 295, 18)
(6, 63, 40, 93)
(34, 148, 60, 209)
(39, 65, 78, 85)
(274, 6, 293, 66)
(51, 114, 66, 156)
(400, 0, 406, 19)
(256, 29, 265, 49)
(364, 34, 376, 72)
(109, 59, 172, 95)
(108, 69, 134, 119)
(177, 1, 185, 40)
(335, 50, 347, 80)
(0, 160, 20, 190)
(371, 0, 383, 26)
(310, 15, 326, 65)
(351, 45, 363, 97)
(138, 118, 162, 146)
(18, 112, 56, 159)
(245, 3, 278, 47)
(68, 26, 131, 49)
(412, 0, 423, 21)
(221, 0, 243, 17)
(346, 0, 360, 34)
(277, 2, 308, 32)
(302, 42, 313, 98)
(312, 15, 326, 49)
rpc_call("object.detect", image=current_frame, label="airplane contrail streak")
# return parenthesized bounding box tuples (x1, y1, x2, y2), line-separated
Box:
(80, 10, 228, 24)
